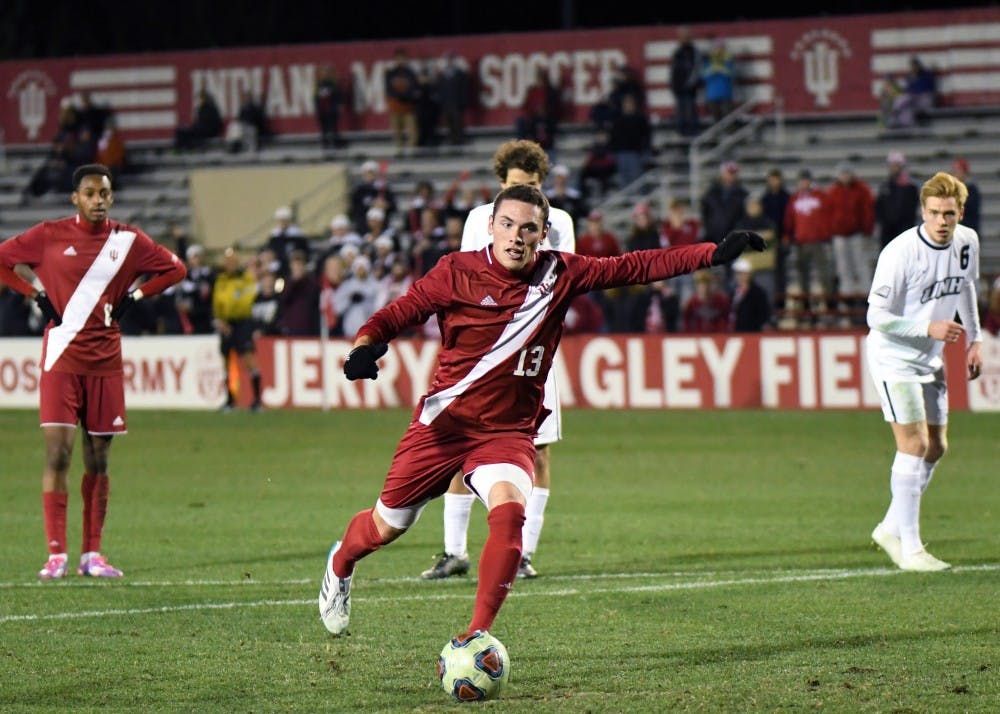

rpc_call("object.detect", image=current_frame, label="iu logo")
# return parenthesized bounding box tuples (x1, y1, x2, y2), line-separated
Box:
(790, 29, 852, 108)
(6, 70, 57, 140)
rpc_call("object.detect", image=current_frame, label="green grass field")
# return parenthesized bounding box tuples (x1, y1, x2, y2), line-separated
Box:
(0, 408, 997, 713)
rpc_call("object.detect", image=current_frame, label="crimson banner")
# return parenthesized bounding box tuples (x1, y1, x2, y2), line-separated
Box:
(3, 8, 998, 146)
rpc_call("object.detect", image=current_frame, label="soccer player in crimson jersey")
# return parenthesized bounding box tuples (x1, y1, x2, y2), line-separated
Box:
(0, 163, 186, 580)
(319, 184, 764, 639)
(867, 171, 983, 572)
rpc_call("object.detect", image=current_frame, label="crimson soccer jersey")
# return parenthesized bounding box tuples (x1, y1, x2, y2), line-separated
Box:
(0, 216, 185, 375)
(358, 242, 715, 435)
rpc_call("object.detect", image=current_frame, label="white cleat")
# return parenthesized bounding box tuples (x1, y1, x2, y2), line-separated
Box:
(871, 523, 903, 567)
(899, 549, 951, 572)
(319, 541, 351, 635)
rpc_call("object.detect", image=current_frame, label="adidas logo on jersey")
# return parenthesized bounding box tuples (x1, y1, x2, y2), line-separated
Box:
(63, 246, 77, 256)
(112, 416, 124, 427)
(480, 295, 498, 307)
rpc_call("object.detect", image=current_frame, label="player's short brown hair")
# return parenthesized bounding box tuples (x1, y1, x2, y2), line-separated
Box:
(492, 140, 550, 184)
(492, 184, 549, 226)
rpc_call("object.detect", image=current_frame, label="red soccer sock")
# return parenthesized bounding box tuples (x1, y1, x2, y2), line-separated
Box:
(332, 508, 383, 578)
(468, 501, 525, 634)
(82, 474, 110, 554)
(42, 491, 68, 555)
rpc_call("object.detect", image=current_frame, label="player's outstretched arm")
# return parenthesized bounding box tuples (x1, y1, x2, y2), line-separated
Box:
(711, 230, 767, 266)
(344, 342, 389, 381)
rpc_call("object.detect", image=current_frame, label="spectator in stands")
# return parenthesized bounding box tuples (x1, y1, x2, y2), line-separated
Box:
(731, 194, 778, 302)
(375, 255, 414, 312)
(350, 159, 397, 235)
(875, 151, 920, 250)
(415, 58, 442, 148)
(608, 64, 647, 118)
(24, 138, 73, 201)
(564, 292, 606, 334)
(577, 210, 621, 259)
(760, 167, 791, 312)
(683, 269, 730, 332)
(826, 162, 875, 324)
(314, 65, 347, 150)
(95, 116, 127, 186)
(608, 93, 653, 189)
(437, 52, 471, 146)
(887, 56, 937, 130)
(608, 202, 662, 332)
(226, 89, 271, 153)
(701, 38, 735, 125)
(404, 179, 443, 234)
(333, 254, 380, 339)
(700, 160, 748, 245)
(174, 244, 216, 335)
(265, 205, 311, 279)
(441, 170, 492, 224)
(360, 207, 397, 260)
(783, 169, 834, 328)
(319, 253, 346, 338)
(251, 268, 282, 339)
(671, 26, 703, 138)
(515, 68, 560, 162)
(278, 250, 321, 337)
(410, 212, 455, 277)
(577, 209, 621, 326)
(320, 213, 362, 263)
(174, 89, 223, 151)
(74, 92, 111, 137)
(642, 279, 681, 334)
(370, 235, 399, 281)
(546, 164, 587, 227)
(660, 197, 703, 306)
(384, 48, 420, 152)
(578, 130, 617, 201)
(729, 258, 771, 332)
(950, 157, 981, 234)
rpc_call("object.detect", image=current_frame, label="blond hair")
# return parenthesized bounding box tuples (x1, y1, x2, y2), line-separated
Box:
(920, 171, 968, 210)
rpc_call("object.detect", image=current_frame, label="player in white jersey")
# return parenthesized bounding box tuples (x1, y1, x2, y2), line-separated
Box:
(866, 171, 983, 572)
(421, 140, 575, 581)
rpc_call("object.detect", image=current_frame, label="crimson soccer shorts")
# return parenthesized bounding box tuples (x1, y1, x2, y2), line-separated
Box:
(39, 370, 127, 434)
(378, 421, 536, 511)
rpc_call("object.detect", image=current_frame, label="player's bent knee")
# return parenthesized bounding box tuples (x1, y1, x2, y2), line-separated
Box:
(375, 498, 427, 531)
(466, 464, 533, 509)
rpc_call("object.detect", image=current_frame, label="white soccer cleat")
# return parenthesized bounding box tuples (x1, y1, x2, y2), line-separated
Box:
(871, 522, 903, 567)
(318, 541, 351, 635)
(899, 549, 951, 572)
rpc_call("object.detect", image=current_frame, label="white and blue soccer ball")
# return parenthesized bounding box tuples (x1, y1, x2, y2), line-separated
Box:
(437, 629, 510, 702)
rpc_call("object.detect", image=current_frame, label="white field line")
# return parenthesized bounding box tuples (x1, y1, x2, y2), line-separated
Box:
(1, 564, 997, 625)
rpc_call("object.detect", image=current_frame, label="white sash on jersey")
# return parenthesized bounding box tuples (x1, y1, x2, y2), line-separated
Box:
(44, 229, 137, 371)
(419, 254, 559, 425)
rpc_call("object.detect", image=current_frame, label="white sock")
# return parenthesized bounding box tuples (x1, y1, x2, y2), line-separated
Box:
(919, 459, 937, 494)
(442, 493, 476, 557)
(522, 487, 550, 558)
(886, 452, 924, 556)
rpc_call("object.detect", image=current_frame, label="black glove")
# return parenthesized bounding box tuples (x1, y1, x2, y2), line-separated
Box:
(711, 231, 767, 266)
(344, 343, 388, 381)
(350, 292, 365, 304)
(34, 291, 62, 326)
(111, 292, 138, 322)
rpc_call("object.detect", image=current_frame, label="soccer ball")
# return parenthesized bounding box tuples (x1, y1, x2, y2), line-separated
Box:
(437, 630, 510, 702)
